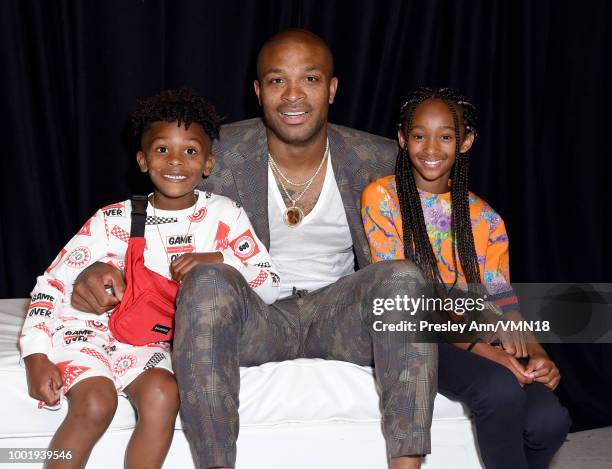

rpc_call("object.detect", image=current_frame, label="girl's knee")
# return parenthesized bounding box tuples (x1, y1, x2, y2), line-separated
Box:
(472, 366, 526, 415)
(526, 399, 571, 447)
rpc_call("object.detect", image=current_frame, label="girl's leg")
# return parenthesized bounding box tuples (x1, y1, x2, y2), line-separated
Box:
(46, 377, 118, 469)
(438, 343, 528, 469)
(522, 382, 571, 469)
(123, 368, 180, 469)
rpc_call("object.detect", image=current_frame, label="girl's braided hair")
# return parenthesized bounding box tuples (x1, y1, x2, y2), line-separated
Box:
(395, 87, 480, 291)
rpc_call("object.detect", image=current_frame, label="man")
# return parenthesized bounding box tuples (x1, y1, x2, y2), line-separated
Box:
(72, 29, 436, 469)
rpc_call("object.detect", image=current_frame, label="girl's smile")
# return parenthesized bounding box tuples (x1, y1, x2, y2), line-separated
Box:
(398, 98, 473, 194)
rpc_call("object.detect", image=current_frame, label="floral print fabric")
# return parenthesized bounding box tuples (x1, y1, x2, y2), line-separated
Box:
(361, 175, 517, 311)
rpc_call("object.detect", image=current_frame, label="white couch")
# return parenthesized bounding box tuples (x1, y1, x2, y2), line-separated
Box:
(0, 299, 483, 468)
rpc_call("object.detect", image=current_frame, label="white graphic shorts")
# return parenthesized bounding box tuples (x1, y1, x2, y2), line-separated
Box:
(41, 316, 172, 409)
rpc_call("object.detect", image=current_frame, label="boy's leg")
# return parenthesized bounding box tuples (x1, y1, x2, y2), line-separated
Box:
(172, 264, 299, 469)
(46, 376, 117, 469)
(302, 260, 437, 463)
(46, 319, 118, 468)
(123, 368, 180, 469)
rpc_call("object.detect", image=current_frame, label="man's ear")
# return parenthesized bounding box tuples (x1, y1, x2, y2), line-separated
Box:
(397, 129, 408, 150)
(253, 80, 262, 106)
(136, 151, 148, 173)
(203, 153, 216, 177)
(328, 77, 338, 104)
(460, 132, 475, 153)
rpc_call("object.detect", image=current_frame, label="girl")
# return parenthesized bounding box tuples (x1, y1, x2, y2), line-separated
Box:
(361, 87, 570, 469)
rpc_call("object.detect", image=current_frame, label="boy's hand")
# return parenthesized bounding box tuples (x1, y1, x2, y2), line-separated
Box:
(170, 252, 223, 283)
(472, 342, 534, 387)
(72, 262, 125, 314)
(24, 354, 63, 406)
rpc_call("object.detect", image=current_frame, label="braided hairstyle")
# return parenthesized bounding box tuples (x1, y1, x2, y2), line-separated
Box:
(131, 88, 221, 143)
(395, 87, 480, 291)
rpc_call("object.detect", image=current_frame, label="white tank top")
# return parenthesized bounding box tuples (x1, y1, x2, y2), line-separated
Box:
(268, 152, 355, 298)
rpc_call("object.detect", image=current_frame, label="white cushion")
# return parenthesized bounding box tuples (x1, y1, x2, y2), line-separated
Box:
(0, 299, 469, 438)
(0, 299, 483, 468)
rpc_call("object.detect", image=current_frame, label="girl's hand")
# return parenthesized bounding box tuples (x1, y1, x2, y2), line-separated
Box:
(472, 342, 534, 387)
(498, 310, 529, 358)
(170, 252, 224, 283)
(23, 353, 63, 405)
(526, 352, 561, 390)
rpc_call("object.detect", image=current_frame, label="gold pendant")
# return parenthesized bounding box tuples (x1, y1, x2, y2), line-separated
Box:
(283, 206, 304, 227)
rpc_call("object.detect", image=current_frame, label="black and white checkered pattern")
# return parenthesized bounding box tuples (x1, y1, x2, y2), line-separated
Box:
(146, 216, 178, 225)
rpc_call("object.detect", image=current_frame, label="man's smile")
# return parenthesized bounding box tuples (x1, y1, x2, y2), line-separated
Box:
(279, 108, 310, 124)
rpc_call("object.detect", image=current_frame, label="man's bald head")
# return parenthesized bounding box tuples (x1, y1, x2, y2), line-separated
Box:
(256, 29, 334, 79)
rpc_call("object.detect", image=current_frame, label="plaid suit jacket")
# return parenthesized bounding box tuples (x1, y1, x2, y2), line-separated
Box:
(202, 118, 397, 269)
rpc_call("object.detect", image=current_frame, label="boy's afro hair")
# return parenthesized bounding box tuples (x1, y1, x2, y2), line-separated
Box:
(131, 88, 221, 141)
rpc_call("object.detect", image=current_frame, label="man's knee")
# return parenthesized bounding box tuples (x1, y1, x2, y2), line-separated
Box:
(174, 264, 249, 354)
(363, 260, 426, 299)
(176, 264, 245, 317)
(182, 263, 245, 293)
(363, 261, 428, 324)
(368, 260, 424, 280)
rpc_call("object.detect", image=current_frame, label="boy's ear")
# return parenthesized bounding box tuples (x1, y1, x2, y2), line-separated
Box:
(203, 153, 216, 177)
(397, 129, 408, 149)
(136, 151, 148, 172)
(460, 132, 475, 154)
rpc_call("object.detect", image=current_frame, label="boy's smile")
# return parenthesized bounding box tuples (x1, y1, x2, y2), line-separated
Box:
(136, 121, 215, 210)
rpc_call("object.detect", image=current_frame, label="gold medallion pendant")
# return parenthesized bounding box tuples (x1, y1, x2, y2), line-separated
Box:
(283, 206, 304, 227)
(268, 139, 329, 230)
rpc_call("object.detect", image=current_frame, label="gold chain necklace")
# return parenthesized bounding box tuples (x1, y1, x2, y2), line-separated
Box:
(151, 192, 198, 268)
(268, 140, 329, 227)
(268, 139, 329, 187)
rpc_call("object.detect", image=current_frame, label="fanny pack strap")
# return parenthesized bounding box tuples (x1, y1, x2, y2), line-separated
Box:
(130, 195, 148, 238)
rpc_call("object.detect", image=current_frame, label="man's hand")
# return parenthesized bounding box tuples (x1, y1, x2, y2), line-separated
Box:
(24, 354, 63, 406)
(498, 310, 529, 358)
(71, 262, 125, 314)
(170, 252, 223, 283)
(472, 342, 534, 387)
(525, 351, 561, 390)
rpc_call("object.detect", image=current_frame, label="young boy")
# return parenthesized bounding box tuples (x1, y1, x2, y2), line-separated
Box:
(20, 88, 280, 469)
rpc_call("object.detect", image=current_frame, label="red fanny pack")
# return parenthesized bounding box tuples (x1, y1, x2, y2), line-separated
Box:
(109, 195, 179, 345)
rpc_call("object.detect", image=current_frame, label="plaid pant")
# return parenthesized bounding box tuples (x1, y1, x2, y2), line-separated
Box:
(172, 260, 437, 469)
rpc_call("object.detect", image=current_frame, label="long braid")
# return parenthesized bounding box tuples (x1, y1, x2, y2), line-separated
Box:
(396, 87, 481, 290)
(396, 89, 443, 284)
(443, 95, 481, 289)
